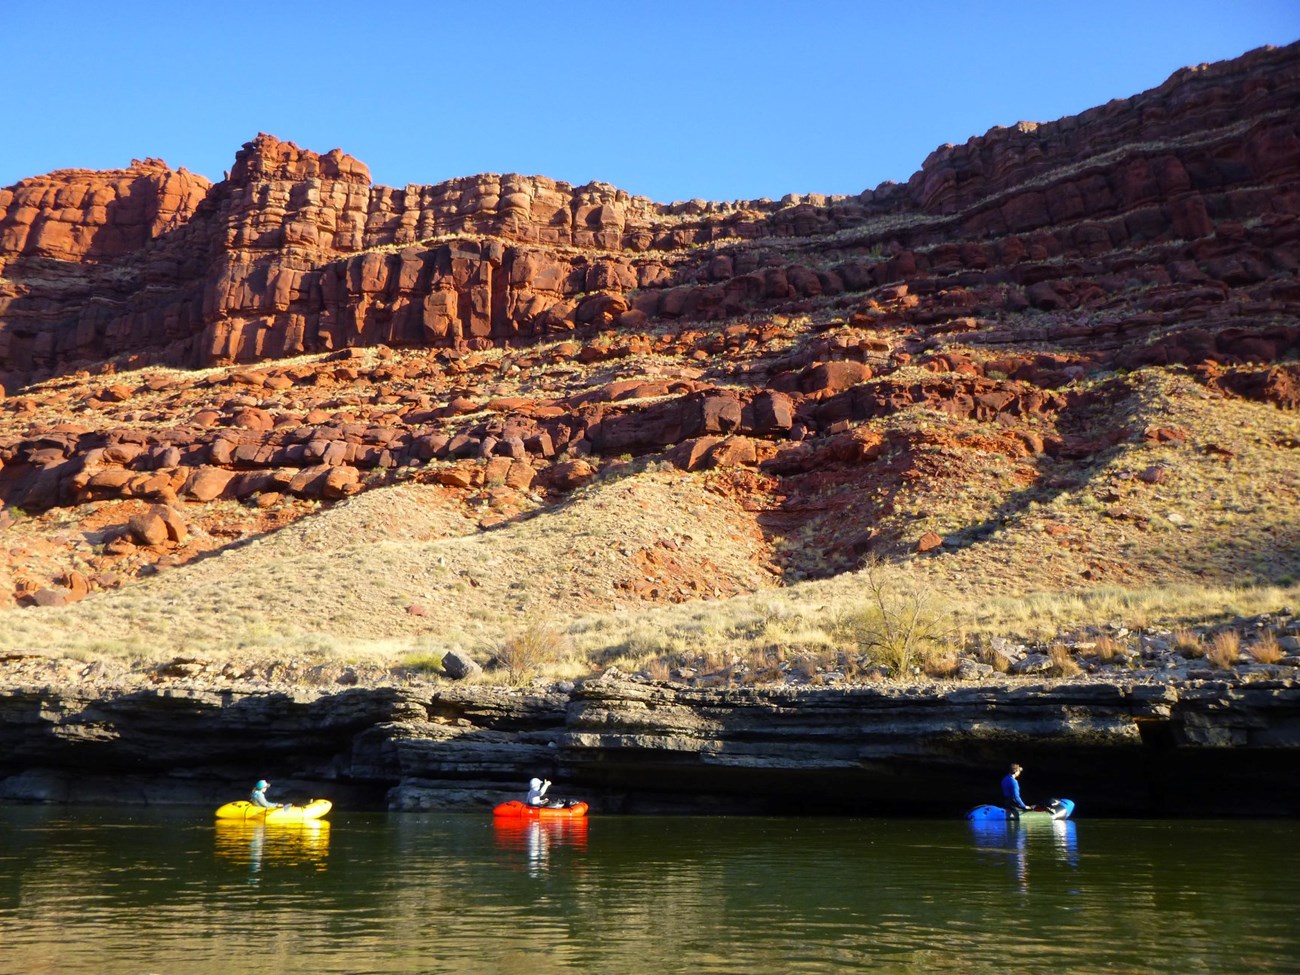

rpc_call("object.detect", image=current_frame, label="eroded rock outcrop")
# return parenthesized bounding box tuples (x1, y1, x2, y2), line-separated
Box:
(3, 44, 1297, 388)
(0, 158, 210, 262)
(1, 673, 1297, 816)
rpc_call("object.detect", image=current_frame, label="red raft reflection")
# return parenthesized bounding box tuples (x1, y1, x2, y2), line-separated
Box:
(493, 815, 589, 875)
(493, 816, 589, 851)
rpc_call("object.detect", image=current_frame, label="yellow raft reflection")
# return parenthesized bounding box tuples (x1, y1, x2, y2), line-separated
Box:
(214, 818, 331, 875)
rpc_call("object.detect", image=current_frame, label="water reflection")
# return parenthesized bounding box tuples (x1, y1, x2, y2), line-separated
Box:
(968, 817, 1078, 891)
(4, 809, 1299, 975)
(213, 819, 331, 882)
(492, 818, 588, 877)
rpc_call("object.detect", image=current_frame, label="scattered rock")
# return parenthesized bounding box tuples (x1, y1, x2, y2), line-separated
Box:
(127, 508, 170, 547)
(441, 650, 481, 681)
(916, 531, 945, 553)
(1010, 653, 1052, 675)
(956, 658, 995, 680)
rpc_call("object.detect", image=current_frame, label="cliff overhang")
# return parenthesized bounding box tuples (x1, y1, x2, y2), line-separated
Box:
(2, 673, 1297, 817)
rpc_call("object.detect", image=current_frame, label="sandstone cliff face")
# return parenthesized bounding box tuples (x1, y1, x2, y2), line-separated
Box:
(0, 135, 686, 382)
(0, 159, 210, 263)
(3, 43, 1296, 387)
(1, 674, 1297, 816)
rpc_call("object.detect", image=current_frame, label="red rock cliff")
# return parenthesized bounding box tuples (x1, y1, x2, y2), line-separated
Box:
(1, 43, 1297, 390)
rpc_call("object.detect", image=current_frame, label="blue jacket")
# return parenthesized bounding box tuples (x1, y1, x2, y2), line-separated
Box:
(1001, 773, 1028, 810)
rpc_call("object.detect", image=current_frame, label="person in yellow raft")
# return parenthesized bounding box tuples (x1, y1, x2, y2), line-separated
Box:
(250, 779, 287, 809)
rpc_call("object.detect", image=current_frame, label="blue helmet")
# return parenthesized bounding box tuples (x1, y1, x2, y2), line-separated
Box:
(255, 780, 269, 790)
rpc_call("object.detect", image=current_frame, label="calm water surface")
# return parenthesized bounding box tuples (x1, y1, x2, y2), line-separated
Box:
(1, 805, 1296, 974)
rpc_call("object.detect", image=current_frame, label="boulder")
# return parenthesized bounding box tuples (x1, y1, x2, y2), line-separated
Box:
(546, 460, 596, 491)
(441, 650, 482, 680)
(916, 532, 945, 553)
(1010, 653, 1053, 675)
(183, 467, 236, 501)
(127, 508, 170, 547)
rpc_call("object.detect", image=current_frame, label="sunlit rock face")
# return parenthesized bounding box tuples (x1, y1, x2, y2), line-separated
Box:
(2, 44, 1297, 386)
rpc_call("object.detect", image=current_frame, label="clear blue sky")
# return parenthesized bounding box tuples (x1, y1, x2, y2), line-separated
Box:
(4, 0, 1298, 203)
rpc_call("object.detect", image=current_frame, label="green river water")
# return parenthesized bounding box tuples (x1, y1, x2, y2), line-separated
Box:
(1, 805, 1296, 974)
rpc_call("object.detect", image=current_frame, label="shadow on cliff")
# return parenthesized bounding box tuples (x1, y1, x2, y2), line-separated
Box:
(0, 193, 217, 390)
(0, 684, 410, 808)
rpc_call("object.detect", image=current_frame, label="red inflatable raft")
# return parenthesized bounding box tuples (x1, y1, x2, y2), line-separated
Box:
(492, 800, 589, 819)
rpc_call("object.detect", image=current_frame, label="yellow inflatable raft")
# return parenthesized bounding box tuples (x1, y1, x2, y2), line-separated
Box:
(214, 798, 332, 823)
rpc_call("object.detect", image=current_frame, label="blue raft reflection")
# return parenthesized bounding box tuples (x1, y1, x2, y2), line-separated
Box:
(969, 816, 1079, 891)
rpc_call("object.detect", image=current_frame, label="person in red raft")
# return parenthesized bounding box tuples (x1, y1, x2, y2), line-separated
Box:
(524, 777, 583, 809)
(493, 777, 588, 818)
(526, 777, 552, 806)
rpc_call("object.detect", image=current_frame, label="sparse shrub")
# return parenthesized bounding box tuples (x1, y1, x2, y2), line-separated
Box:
(924, 651, 961, 678)
(1126, 610, 1151, 632)
(1206, 630, 1240, 669)
(839, 557, 954, 676)
(1247, 632, 1284, 665)
(1173, 627, 1204, 658)
(495, 622, 569, 684)
(696, 649, 728, 675)
(838, 651, 865, 680)
(642, 658, 673, 681)
(978, 645, 1011, 673)
(790, 654, 820, 681)
(743, 647, 785, 683)
(1048, 643, 1083, 677)
(1088, 634, 1126, 662)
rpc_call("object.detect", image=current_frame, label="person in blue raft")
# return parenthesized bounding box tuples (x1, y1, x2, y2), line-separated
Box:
(1001, 763, 1030, 820)
(250, 779, 286, 810)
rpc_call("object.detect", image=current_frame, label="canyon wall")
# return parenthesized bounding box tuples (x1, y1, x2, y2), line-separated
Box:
(2, 674, 1297, 816)
(2, 43, 1297, 389)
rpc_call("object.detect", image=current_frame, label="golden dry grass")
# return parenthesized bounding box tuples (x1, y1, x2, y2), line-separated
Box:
(1247, 632, 1284, 664)
(1085, 635, 1127, 663)
(1048, 643, 1084, 677)
(1206, 630, 1241, 669)
(1, 453, 1296, 678)
(894, 369, 1300, 601)
(1172, 627, 1204, 657)
(0, 471, 777, 663)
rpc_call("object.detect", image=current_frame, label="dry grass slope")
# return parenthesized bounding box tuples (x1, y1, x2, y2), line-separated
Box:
(1, 358, 1297, 680)
(0, 471, 778, 662)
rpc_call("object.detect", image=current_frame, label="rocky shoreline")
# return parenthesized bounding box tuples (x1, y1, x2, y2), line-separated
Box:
(2, 652, 1297, 818)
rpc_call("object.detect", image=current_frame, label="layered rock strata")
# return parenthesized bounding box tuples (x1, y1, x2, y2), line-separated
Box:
(2, 43, 1297, 386)
(2, 674, 1297, 816)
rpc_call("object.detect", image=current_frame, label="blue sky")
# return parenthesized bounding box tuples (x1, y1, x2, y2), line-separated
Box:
(4, 1, 1297, 203)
